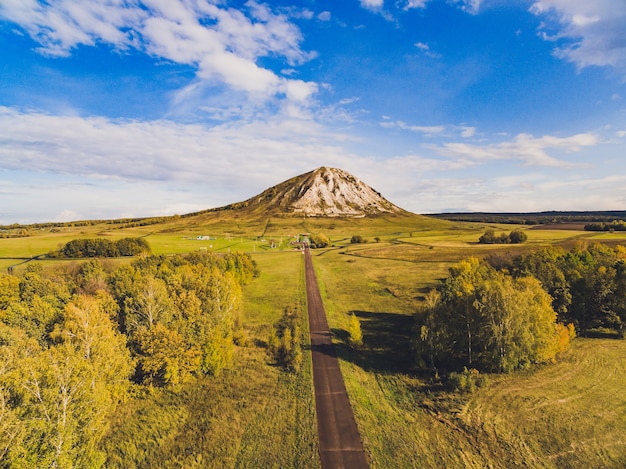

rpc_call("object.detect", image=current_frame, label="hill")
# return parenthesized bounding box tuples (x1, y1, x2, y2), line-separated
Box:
(170, 166, 437, 237)
(190, 166, 406, 218)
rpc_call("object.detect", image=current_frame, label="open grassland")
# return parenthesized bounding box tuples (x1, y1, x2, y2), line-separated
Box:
(4, 211, 621, 265)
(457, 339, 626, 468)
(4, 212, 626, 467)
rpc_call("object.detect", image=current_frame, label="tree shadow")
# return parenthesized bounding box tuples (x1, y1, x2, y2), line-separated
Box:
(331, 310, 415, 373)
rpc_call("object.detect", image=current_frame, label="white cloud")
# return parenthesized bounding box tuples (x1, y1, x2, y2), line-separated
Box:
(318, 11, 331, 22)
(0, 0, 145, 56)
(0, 0, 316, 106)
(454, 0, 483, 15)
(0, 106, 354, 186)
(403, 1, 429, 10)
(0, 107, 624, 222)
(530, 1, 626, 77)
(434, 132, 600, 167)
(380, 121, 478, 139)
(380, 120, 446, 135)
(360, 0, 385, 11)
(414, 41, 441, 58)
(403, 0, 481, 13)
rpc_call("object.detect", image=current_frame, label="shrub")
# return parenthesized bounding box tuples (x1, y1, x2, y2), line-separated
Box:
(269, 306, 302, 372)
(347, 313, 363, 349)
(448, 367, 488, 393)
(508, 229, 528, 244)
(478, 229, 498, 244)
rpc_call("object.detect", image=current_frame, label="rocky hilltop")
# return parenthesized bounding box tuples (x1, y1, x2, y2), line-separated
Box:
(230, 167, 403, 217)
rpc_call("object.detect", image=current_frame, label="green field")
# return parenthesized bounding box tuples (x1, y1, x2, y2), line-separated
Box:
(2, 212, 626, 467)
(307, 242, 626, 468)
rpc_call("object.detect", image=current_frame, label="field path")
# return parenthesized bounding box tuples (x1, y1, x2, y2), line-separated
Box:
(304, 247, 369, 469)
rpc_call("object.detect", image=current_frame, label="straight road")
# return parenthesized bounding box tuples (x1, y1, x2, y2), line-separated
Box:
(304, 248, 369, 469)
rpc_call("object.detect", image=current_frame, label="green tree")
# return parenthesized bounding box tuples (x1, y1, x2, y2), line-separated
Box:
(221, 252, 259, 284)
(0, 273, 19, 310)
(74, 259, 107, 295)
(122, 276, 175, 334)
(52, 294, 133, 397)
(478, 229, 498, 244)
(513, 247, 572, 320)
(1, 302, 132, 468)
(135, 323, 201, 385)
(439, 257, 491, 366)
(508, 229, 528, 244)
(310, 233, 331, 248)
(417, 258, 572, 372)
(474, 274, 562, 372)
(415, 289, 443, 370)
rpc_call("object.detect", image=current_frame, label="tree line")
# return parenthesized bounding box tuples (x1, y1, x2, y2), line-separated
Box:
(49, 237, 151, 258)
(430, 211, 626, 225)
(416, 243, 626, 377)
(0, 251, 258, 467)
(584, 220, 626, 232)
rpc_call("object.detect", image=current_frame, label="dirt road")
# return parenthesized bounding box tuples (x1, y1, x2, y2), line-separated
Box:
(304, 248, 369, 469)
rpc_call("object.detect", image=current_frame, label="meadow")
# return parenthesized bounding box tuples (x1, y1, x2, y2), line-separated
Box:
(2, 213, 626, 467)
(309, 238, 626, 468)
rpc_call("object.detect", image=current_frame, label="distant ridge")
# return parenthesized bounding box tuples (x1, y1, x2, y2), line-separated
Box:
(203, 167, 405, 218)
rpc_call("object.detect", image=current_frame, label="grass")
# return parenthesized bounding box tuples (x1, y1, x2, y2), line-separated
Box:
(310, 241, 626, 468)
(102, 346, 318, 469)
(334, 338, 626, 468)
(456, 339, 626, 468)
(4, 211, 626, 467)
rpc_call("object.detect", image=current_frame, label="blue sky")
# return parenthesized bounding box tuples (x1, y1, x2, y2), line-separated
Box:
(1, 0, 625, 224)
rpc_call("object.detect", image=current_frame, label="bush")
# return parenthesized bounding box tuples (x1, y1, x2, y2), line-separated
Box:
(350, 235, 367, 244)
(269, 306, 302, 372)
(478, 229, 498, 244)
(508, 229, 528, 244)
(347, 313, 363, 349)
(448, 367, 488, 393)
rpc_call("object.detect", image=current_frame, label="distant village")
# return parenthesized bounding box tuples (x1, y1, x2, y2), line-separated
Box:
(185, 233, 310, 250)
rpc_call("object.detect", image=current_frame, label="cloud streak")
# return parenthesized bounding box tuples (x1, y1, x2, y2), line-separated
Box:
(0, 107, 354, 186)
(1, 106, 618, 223)
(433, 132, 599, 167)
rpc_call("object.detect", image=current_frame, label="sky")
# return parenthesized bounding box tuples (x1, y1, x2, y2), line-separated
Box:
(1, 0, 626, 224)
